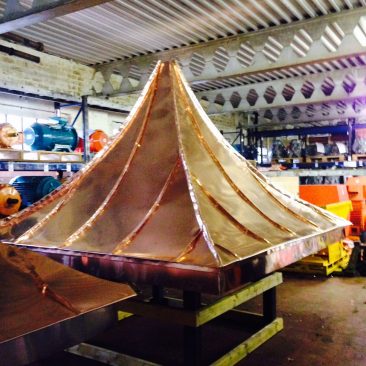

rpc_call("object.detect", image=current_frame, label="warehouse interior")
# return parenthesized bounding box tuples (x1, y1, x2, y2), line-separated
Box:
(1, 1, 366, 366)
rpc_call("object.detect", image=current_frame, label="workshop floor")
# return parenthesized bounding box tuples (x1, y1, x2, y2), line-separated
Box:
(241, 274, 366, 366)
(31, 274, 366, 366)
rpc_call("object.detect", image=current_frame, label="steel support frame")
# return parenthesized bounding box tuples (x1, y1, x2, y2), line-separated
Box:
(79, 272, 283, 366)
(81, 95, 90, 162)
(94, 7, 366, 96)
(197, 66, 366, 114)
(0, 0, 113, 34)
(254, 100, 366, 126)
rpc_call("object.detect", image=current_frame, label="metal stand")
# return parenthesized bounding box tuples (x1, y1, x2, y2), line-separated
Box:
(68, 272, 284, 366)
(81, 95, 91, 163)
(183, 291, 202, 366)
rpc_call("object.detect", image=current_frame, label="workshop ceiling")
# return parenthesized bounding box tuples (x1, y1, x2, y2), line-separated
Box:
(1, 0, 366, 126)
(0, 0, 363, 65)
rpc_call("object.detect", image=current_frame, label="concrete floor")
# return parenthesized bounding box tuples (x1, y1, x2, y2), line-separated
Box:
(243, 274, 366, 366)
(32, 274, 366, 366)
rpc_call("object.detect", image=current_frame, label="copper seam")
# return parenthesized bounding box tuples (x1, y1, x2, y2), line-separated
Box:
(15, 70, 160, 241)
(61, 69, 163, 247)
(4, 248, 79, 314)
(169, 64, 222, 267)
(17, 66, 162, 244)
(172, 66, 296, 236)
(192, 175, 271, 244)
(173, 229, 203, 262)
(246, 163, 329, 225)
(213, 243, 241, 260)
(112, 157, 181, 255)
(2, 183, 71, 231)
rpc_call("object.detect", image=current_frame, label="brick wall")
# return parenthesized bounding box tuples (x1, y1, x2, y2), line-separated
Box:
(0, 39, 236, 131)
(0, 39, 137, 110)
(0, 39, 93, 98)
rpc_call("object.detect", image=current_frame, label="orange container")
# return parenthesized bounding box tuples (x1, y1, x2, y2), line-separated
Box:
(349, 199, 365, 209)
(299, 185, 349, 206)
(347, 176, 366, 185)
(348, 192, 364, 201)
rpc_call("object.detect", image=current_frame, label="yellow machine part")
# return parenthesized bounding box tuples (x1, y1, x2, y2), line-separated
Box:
(0, 185, 21, 216)
(0, 123, 19, 148)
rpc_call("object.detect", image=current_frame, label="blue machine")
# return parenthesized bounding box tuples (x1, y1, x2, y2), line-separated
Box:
(10, 176, 61, 208)
(234, 143, 258, 160)
(24, 117, 78, 151)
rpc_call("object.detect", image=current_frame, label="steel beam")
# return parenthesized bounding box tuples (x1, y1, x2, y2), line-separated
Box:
(197, 66, 366, 114)
(254, 100, 364, 126)
(94, 7, 366, 96)
(0, 0, 113, 33)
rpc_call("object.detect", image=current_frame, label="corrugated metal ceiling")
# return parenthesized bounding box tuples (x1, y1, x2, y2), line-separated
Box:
(0, 0, 365, 66)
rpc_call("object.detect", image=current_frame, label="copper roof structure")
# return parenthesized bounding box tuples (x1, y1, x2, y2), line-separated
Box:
(0, 242, 135, 365)
(0, 61, 349, 294)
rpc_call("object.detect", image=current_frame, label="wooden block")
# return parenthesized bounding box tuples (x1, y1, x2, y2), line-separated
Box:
(117, 272, 283, 328)
(211, 318, 284, 366)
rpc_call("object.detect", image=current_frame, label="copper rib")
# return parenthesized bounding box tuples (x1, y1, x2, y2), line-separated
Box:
(170, 63, 222, 267)
(172, 65, 296, 236)
(245, 163, 325, 226)
(112, 157, 181, 255)
(214, 243, 241, 260)
(192, 176, 271, 244)
(174, 229, 203, 262)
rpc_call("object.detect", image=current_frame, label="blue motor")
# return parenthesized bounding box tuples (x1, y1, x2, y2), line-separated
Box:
(24, 117, 78, 151)
(10, 176, 61, 208)
(233, 143, 258, 160)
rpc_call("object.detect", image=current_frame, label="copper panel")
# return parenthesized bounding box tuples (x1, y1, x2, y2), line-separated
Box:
(0, 61, 350, 293)
(0, 243, 135, 365)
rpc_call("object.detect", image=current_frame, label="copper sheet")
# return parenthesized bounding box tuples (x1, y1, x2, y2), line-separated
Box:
(0, 61, 350, 293)
(0, 243, 135, 365)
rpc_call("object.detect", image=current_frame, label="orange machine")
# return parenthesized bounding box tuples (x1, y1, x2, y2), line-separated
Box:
(76, 130, 109, 153)
(346, 177, 366, 236)
(0, 123, 19, 148)
(0, 184, 21, 216)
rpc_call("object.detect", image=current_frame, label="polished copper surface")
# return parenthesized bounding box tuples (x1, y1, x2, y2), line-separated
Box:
(0, 242, 135, 364)
(0, 61, 350, 292)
